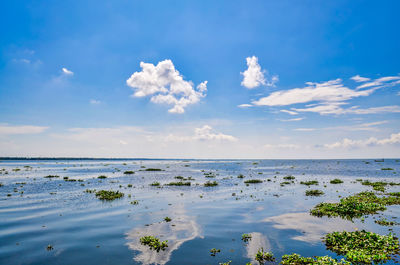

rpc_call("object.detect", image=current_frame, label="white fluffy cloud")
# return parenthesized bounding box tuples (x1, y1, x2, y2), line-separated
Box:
(62, 67, 74, 76)
(356, 75, 400, 89)
(126, 60, 207, 114)
(324, 132, 400, 149)
(193, 125, 237, 142)
(241, 56, 278, 89)
(0, 125, 48, 135)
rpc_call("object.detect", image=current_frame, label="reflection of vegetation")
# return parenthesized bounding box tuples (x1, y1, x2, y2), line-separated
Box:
(310, 191, 400, 219)
(204, 181, 218, 187)
(330, 178, 343, 184)
(281, 253, 350, 265)
(244, 179, 263, 184)
(324, 230, 400, 264)
(241, 233, 252, 242)
(305, 189, 324, 196)
(255, 248, 275, 264)
(210, 248, 221, 256)
(300, 180, 318, 185)
(139, 236, 168, 252)
(95, 190, 124, 201)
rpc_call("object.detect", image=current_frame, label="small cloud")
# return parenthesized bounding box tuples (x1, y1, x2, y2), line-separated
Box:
(62, 67, 74, 76)
(278, 117, 304, 122)
(264, 143, 300, 149)
(90, 99, 101, 105)
(194, 125, 237, 142)
(238, 104, 253, 108)
(241, 56, 278, 89)
(0, 124, 48, 135)
(350, 75, 370, 82)
(294, 128, 315, 132)
(280, 109, 299, 115)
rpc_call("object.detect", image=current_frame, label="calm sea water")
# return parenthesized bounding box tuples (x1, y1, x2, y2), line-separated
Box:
(0, 159, 399, 265)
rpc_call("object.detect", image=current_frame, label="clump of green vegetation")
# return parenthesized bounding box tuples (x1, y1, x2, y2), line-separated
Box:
(244, 179, 263, 184)
(361, 180, 400, 192)
(204, 172, 216, 178)
(95, 190, 124, 201)
(219, 262, 231, 265)
(305, 189, 324, 196)
(280, 254, 351, 265)
(375, 218, 398, 226)
(381, 168, 394, 170)
(150, 182, 160, 186)
(127, 184, 133, 188)
(330, 178, 343, 184)
(123, 171, 135, 174)
(300, 180, 319, 185)
(388, 192, 400, 197)
(166, 181, 191, 186)
(237, 174, 245, 179)
(164, 217, 172, 222)
(144, 168, 163, 171)
(44, 175, 59, 178)
(324, 230, 400, 264)
(131, 200, 139, 205)
(210, 248, 221, 256)
(204, 181, 218, 187)
(310, 191, 400, 219)
(46, 244, 54, 251)
(255, 248, 275, 264)
(283, 175, 295, 180)
(280, 181, 291, 186)
(241, 233, 252, 242)
(97, 175, 107, 179)
(139, 236, 168, 252)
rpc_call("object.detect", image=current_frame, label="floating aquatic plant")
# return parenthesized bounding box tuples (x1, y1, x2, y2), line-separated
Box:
(241, 233, 252, 242)
(210, 248, 221, 256)
(166, 181, 191, 186)
(95, 190, 124, 201)
(300, 180, 319, 186)
(310, 191, 400, 219)
(123, 171, 135, 174)
(255, 248, 275, 264)
(150, 182, 160, 186)
(144, 168, 163, 171)
(324, 230, 400, 264)
(244, 179, 263, 184)
(44, 175, 59, 178)
(305, 189, 324, 196)
(164, 217, 172, 222)
(375, 218, 398, 226)
(283, 175, 295, 180)
(139, 236, 168, 252)
(97, 175, 107, 179)
(280, 253, 351, 265)
(330, 179, 343, 184)
(204, 181, 218, 187)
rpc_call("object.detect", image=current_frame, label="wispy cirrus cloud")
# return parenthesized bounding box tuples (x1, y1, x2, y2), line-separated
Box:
(126, 59, 207, 114)
(62, 67, 74, 76)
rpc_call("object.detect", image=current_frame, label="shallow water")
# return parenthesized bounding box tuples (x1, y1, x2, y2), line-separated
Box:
(0, 159, 399, 265)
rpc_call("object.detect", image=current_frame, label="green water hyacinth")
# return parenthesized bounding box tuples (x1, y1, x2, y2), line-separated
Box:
(310, 191, 400, 220)
(255, 248, 275, 264)
(324, 230, 400, 264)
(280, 253, 351, 265)
(95, 190, 124, 201)
(139, 236, 168, 252)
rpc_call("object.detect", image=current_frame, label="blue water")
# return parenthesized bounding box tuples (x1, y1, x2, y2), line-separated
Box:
(0, 159, 399, 265)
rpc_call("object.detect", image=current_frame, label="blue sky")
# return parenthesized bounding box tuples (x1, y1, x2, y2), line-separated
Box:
(0, 0, 399, 158)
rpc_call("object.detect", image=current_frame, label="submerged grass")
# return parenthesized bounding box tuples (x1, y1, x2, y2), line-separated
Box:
(324, 230, 400, 264)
